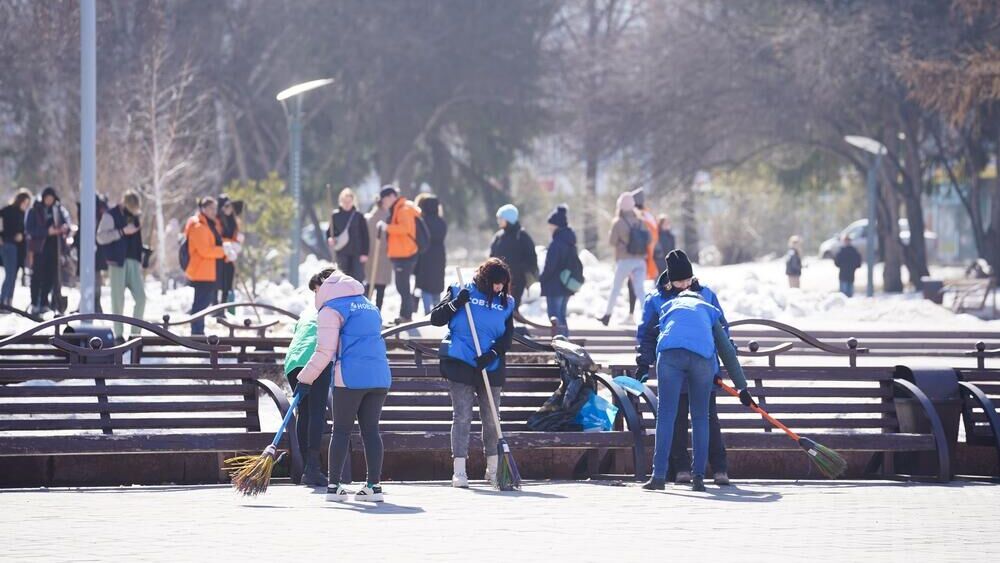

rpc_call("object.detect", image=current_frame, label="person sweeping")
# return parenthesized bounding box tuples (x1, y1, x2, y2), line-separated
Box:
(642, 289, 755, 492)
(430, 258, 515, 488)
(295, 268, 391, 503)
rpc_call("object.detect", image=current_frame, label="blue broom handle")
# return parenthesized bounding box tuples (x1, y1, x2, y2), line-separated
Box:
(270, 388, 306, 448)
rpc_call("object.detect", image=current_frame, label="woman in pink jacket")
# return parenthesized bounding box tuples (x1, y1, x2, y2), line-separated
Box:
(296, 268, 391, 503)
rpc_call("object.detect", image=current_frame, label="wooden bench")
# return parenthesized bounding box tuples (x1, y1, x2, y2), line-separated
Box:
(956, 368, 1000, 473)
(621, 365, 952, 481)
(0, 314, 303, 483)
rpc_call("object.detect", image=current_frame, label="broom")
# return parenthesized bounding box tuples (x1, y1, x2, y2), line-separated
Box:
(715, 378, 848, 479)
(224, 385, 308, 496)
(455, 267, 521, 491)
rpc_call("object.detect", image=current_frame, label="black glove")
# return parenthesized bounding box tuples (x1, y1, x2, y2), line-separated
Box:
(295, 382, 311, 397)
(739, 388, 756, 408)
(634, 364, 650, 382)
(475, 349, 499, 370)
(452, 288, 470, 308)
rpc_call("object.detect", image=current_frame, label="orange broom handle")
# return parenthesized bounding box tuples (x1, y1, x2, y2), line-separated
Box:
(714, 378, 801, 442)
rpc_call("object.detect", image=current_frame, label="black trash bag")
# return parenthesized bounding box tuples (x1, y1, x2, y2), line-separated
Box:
(527, 336, 597, 432)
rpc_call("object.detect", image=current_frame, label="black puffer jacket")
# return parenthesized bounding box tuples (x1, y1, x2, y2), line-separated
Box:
(414, 196, 447, 294)
(328, 207, 369, 258)
(490, 222, 537, 289)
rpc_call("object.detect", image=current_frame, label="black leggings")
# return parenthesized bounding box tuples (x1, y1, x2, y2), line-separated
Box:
(328, 386, 388, 485)
(286, 366, 332, 454)
(365, 283, 386, 310)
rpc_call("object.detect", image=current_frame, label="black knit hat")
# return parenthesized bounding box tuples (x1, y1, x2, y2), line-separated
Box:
(547, 204, 568, 228)
(666, 249, 694, 281)
(378, 185, 399, 200)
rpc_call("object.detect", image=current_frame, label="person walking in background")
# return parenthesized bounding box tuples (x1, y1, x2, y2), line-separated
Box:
(786, 235, 803, 288)
(283, 267, 336, 487)
(430, 258, 514, 488)
(364, 200, 391, 310)
(539, 204, 581, 336)
(628, 188, 659, 316)
(834, 234, 862, 297)
(376, 185, 420, 323)
(184, 197, 225, 335)
(600, 191, 648, 326)
(636, 249, 733, 485)
(490, 204, 537, 314)
(97, 190, 147, 340)
(327, 187, 368, 283)
(654, 214, 675, 275)
(414, 193, 447, 314)
(215, 195, 242, 306)
(294, 267, 391, 503)
(0, 189, 32, 309)
(25, 186, 72, 315)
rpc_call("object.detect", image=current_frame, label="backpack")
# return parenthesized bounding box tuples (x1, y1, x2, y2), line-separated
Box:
(178, 235, 190, 271)
(625, 218, 651, 256)
(414, 215, 431, 255)
(559, 245, 585, 293)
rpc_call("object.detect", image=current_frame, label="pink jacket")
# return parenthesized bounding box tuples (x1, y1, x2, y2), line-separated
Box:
(295, 271, 367, 387)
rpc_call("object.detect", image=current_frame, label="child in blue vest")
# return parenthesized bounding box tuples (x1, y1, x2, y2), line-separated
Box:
(642, 289, 755, 492)
(296, 268, 392, 503)
(430, 258, 515, 488)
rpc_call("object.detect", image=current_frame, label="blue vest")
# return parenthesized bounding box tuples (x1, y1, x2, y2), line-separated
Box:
(656, 292, 722, 369)
(441, 283, 514, 372)
(322, 295, 392, 389)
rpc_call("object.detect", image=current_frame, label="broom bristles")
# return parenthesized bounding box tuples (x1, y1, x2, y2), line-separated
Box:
(495, 440, 522, 491)
(223, 445, 278, 496)
(798, 437, 848, 479)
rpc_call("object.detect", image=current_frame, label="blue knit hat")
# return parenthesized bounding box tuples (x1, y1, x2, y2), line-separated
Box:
(496, 204, 519, 224)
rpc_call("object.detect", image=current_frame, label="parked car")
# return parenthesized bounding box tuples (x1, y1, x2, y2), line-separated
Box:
(819, 219, 938, 260)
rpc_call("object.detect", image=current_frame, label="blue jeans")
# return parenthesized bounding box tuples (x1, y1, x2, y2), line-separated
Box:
(190, 281, 216, 335)
(652, 348, 716, 480)
(839, 281, 854, 297)
(421, 291, 438, 315)
(545, 295, 569, 336)
(670, 391, 727, 474)
(0, 242, 18, 306)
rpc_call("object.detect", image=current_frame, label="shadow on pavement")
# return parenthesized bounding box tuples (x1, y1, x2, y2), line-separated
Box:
(323, 502, 426, 514)
(644, 485, 782, 503)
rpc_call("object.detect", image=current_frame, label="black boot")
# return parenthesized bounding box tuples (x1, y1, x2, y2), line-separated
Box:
(692, 475, 706, 492)
(599, 314, 611, 326)
(641, 477, 665, 491)
(302, 449, 328, 487)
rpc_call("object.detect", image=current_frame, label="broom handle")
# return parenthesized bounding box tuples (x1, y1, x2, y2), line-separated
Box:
(715, 378, 801, 442)
(455, 267, 506, 441)
(367, 233, 382, 300)
(270, 389, 306, 448)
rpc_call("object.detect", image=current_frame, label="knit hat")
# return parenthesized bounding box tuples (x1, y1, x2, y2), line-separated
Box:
(547, 204, 568, 228)
(496, 204, 519, 224)
(378, 185, 399, 200)
(666, 249, 694, 281)
(630, 188, 646, 208)
(616, 192, 635, 213)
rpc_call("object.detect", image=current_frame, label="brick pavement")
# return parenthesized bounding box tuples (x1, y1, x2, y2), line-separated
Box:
(2, 480, 997, 562)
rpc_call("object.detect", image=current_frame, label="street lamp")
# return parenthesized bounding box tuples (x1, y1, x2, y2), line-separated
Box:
(844, 135, 888, 298)
(276, 78, 334, 287)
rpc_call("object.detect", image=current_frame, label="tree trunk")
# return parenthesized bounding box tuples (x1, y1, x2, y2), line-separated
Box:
(987, 137, 1000, 279)
(900, 121, 930, 288)
(878, 178, 904, 293)
(154, 180, 169, 295)
(681, 181, 698, 262)
(583, 139, 599, 253)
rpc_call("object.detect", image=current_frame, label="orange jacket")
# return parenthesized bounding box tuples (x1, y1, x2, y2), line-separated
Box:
(184, 213, 225, 282)
(639, 210, 659, 279)
(385, 197, 420, 259)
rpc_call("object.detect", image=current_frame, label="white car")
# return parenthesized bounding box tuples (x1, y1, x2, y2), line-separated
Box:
(819, 219, 937, 259)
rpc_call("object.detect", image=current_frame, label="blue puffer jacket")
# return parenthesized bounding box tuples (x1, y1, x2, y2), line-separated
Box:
(440, 282, 515, 372)
(539, 226, 578, 297)
(636, 271, 729, 369)
(655, 292, 723, 369)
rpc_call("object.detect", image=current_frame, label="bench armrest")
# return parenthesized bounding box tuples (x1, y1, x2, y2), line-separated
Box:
(957, 381, 1000, 461)
(592, 373, 649, 479)
(892, 378, 951, 482)
(253, 378, 303, 483)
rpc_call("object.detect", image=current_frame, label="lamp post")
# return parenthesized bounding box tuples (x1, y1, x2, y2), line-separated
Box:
(79, 0, 96, 313)
(276, 78, 334, 287)
(844, 135, 887, 298)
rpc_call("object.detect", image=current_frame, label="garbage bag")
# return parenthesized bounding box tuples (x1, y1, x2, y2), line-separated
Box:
(575, 389, 618, 432)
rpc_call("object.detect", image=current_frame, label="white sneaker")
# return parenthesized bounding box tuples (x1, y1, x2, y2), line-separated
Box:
(326, 483, 350, 502)
(675, 471, 692, 484)
(452, 473, 469, 488)
(355, 484, 384, 502)
(485, 455, 499, 486)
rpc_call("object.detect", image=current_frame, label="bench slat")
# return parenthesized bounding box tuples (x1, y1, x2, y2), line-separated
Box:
(0, 416, 256, 431)
(0, 384, 257, 398)
(0, 400, 257, 415)
(0, 432, 289, 456)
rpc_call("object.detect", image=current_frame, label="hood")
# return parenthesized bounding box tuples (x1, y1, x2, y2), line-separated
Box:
(502, 221, 522, 235)
(552, 226, 576, 246)
(314, 269, 366, 308)
(655, 270, 702, 298)
(418, 196, 439, 217)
